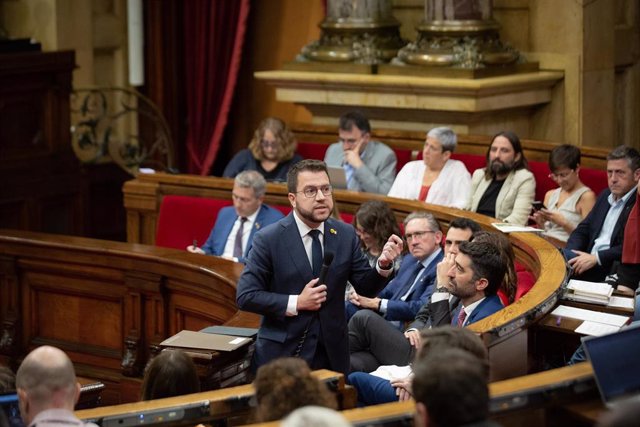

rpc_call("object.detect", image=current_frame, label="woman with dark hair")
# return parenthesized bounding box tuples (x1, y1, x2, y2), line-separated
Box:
(531, 144, 596, 242)
(471, 230, 536, 305)
(353, 200, 402, 268)
(223, 117, 303, 182)
(467, 131, 536, 225)
(253, 358, 337, 423)
(140, 350, 200, 401)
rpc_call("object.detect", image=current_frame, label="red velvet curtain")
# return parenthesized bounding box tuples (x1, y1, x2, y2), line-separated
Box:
(183, 0, 250, 175)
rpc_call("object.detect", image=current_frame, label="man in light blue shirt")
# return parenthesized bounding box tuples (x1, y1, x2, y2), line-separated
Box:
(564, 145, 640, 282)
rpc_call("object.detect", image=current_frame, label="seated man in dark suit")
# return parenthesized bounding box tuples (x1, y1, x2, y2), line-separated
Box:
(348, 238, 505, 373)
(187, 170, 284, 262)
(564, 145, 640, 282)
(345, 211, 444, 326)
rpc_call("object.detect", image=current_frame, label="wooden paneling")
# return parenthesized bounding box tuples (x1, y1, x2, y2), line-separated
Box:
(0, 230, 250, 404)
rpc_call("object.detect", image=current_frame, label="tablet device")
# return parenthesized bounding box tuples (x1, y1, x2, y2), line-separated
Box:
(327, 166, 348, 190)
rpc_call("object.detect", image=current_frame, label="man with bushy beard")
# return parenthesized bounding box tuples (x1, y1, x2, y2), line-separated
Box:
(466, 131, 535, 225)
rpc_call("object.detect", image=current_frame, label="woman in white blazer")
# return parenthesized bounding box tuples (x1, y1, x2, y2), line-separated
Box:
(388, 127, 470, 209)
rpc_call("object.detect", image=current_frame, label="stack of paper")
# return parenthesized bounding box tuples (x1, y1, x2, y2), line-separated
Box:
(551, 305, 630, 336)
(563, 279, 613, 305)
(491, 223, 544, 233)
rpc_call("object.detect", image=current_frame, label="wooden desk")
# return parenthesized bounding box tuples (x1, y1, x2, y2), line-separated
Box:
(76, 369, 347, 425)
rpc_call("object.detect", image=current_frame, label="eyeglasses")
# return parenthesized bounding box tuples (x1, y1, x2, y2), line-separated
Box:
(405, 230, 435, 241)
(549, 170, 574, 180)
(261, 139, 278, 149)
(296, 185, 333, 198)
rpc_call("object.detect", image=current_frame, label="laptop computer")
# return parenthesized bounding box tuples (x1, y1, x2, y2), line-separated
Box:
(327, 166, 348, 190)
(582, 322, 640, 409)
(0, 391, 24, 427)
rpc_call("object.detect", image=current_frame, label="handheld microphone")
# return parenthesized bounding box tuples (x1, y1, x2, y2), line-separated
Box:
(317, 252, 334, 285)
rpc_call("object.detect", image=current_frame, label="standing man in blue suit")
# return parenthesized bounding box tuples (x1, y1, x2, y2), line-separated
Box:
(564, 145, 640, 282)
(236, 159, 404, 375)
(324, 111, 397, 194)
(187, 170, 284, 263)
(346, 211, 444, 326)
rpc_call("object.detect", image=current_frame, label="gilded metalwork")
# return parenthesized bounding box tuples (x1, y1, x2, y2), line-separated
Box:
(394, 1, 521, 69)
(297, 0, 404, 64)
(70, 87, 175, 176)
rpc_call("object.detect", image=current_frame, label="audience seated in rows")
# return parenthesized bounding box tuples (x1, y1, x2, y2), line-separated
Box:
(467, 131, 536, 226)
(223, 117, 303, 182)
(563, 145, 640, 282)
(346, 211, 443, 325)
(348, 222, 502, 373)
(531, 144, 596, 242)
(187, 170, 283, 262)
(350, 326, 488, 407)
(324, 111, 397, 195)
(281, 406, 351, 427)
(253, 358, 337, 423)
(15, 346, 99, 427)
(413, 347, 498, 427)
(140, 350, 200, 401)
(388, 127, 471, 209)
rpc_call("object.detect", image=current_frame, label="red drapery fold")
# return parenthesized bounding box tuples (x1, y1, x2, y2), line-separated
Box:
(183, 0, 250, 175)
(622, 191, 640, 263)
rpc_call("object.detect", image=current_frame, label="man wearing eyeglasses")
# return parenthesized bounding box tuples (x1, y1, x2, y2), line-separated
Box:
(324, 110, 397, 194)
(236, 159, 404, 375)
(187, 170, 283, 262)
(345, 212, 444, 326)
(563, 145, 640, 282)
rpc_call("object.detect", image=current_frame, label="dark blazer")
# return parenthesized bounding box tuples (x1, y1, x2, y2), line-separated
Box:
(378, 251, 442, 321)
(236, 214, 391, 374)
(430, 294, 504, 327)
(201, 204, 284, 262)
(564, 189, 637, 280)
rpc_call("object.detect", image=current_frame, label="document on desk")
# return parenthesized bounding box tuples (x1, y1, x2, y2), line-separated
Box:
(575, 321, 621, 336)
(607, 296, 635, 310)
(491, 223, 543, 233)
(551, 305, 630, 328)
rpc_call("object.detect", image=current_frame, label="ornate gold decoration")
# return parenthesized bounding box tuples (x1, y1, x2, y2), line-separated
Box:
(70, 87, 176, 176)
(297, 0, 404, 65)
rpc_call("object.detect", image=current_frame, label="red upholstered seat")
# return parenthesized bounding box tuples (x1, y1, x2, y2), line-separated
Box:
(498, 262, 537, 306)
(297, 141, 329, 160)
(155, 195, 232, 250)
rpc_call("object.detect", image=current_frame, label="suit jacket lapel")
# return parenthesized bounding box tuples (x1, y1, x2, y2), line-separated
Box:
(245, 205, 265, 257)
(281, 214, 314, 283)
(323, 219, 340, 287)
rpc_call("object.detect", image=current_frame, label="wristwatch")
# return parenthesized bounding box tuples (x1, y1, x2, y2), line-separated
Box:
(434, 286, 449, 293)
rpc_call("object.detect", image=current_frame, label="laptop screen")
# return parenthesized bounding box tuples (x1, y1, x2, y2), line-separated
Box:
(0, 392, 24, 427)
(582, 323, 640, 404)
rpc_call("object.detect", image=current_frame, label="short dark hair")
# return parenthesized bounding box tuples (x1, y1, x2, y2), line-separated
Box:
(339, 111, 371, 134)
(287, 159, 329, 193)
(458, 240, 506, 296)
(448, 218, 482, 234)
(140, 350, 200, 400)
(471, 231, 517, 304)
(484, 131, 529, 179)
(549, 144, 582, 171)
(607, 145, 640, 172)
(416, 326, 488, 377)
(413, 348, 490, 427)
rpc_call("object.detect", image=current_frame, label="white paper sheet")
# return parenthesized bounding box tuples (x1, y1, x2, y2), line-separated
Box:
(607, 296, 635, 310)
(550, 305, 630, 327)
(574, 321, 621, 336)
